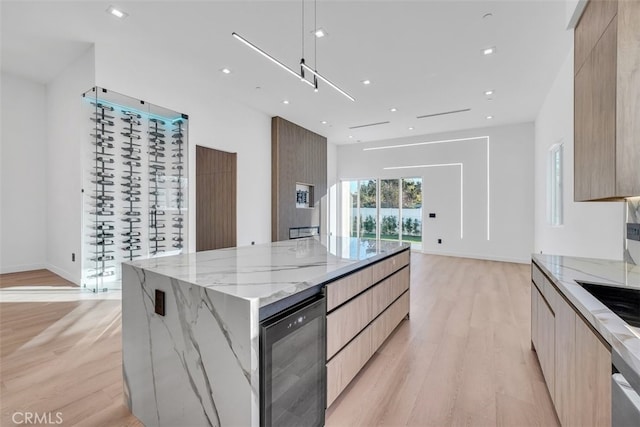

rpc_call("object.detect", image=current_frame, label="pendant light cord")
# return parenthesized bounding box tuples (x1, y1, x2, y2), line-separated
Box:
(314, 0, 317, 68)
(301, 0, 305, 59)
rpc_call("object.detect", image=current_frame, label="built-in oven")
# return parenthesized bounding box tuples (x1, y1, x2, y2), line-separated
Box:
(612, 349, 640, 427)
(260, 294, 326, 427)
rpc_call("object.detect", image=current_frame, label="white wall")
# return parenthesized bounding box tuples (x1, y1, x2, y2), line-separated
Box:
(45, 47, 96, 283)
(534, 47, 624, 260)
(0, 73, 47, 273)
(337, 122, 535, 263)
(94, 42, 271, 250)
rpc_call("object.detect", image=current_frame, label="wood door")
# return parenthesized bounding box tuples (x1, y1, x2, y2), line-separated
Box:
(196, 146, 237, 251)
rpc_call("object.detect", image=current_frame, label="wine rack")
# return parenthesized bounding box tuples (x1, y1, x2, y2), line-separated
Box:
(82, 87, 189, 292)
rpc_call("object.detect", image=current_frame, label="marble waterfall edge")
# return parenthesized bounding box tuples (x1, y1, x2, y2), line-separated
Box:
(122, 264, 259, 427)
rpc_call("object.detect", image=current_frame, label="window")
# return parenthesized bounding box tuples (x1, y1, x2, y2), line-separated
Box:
(548, 142, 563, 226)
(341, 178, 422, 249)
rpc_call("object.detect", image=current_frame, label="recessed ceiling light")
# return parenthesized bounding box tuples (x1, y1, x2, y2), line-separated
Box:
(483, 47, 496, 56)
(408, 127, 414, 130)
(282, 100, 289, 105)
(484, 90, 494, 96)
(106, 5, 128, 19)
(221, 68, 231, 74)
(348, 135, 353, 139)
(361, 80, 371, 85)
(321, 120, 328, 124)
(313, 28, 327, 38)
(486, 115, 493, 120)
(390, 108, 397, 112)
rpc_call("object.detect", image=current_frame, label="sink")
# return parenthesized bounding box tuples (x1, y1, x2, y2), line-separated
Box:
(576, 281, 640, 328)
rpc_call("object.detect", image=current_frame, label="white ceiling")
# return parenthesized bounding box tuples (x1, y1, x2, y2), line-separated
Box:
(1, 1, 572, 144)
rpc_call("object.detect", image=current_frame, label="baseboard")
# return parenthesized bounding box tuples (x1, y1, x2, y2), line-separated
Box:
(420, 250, 531, 265)
(0, 263, 47, 275)
(45, 263, 81, 286)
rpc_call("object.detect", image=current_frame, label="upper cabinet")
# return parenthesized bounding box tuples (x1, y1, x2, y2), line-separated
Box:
(574, 0, 640, 201)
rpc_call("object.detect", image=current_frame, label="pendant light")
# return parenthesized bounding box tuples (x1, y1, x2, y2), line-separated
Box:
(232, 0, 354, 101)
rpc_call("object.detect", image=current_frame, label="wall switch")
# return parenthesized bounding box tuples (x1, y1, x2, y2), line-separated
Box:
(438, 239, 442, 244)
(155, 290, 165, 316)
(429, 213, 436, 218)
(628, 223, 640, 242)
(71, 253, 75, 262)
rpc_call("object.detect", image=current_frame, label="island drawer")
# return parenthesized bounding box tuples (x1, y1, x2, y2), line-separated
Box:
(326, 326, 372, 407)
(532, 263, 545, 293)
(326, 267, 374, 312)
(372, 250, 410, 284)
(372, 266, 410, 319)
(371, 291, 409, 351)
(327, 290, 373, 359)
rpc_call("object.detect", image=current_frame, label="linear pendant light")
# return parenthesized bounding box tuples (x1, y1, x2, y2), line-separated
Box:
(232, 3, 355, 103)
(231, 32, 315, 88)
(300, 59, 355, 102)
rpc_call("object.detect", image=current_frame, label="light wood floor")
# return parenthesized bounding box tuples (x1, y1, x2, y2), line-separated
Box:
(0, 254, 558, 427)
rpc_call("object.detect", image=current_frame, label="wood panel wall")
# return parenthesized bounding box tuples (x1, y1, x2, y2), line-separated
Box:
(271, 117, 327, 241)
(196, 146, 237, 251)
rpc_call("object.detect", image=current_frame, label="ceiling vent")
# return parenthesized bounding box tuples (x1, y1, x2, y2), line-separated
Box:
(416, 108, 471, 119)
(348, 121, 390, 129)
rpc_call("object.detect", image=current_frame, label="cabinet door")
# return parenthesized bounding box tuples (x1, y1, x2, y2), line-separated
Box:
(531, 283, 539, 350)
(574, 16, 618, 201)
(554, 292, 576, 426)
(615, 0, 640, 197)
(539, 297, 555, 401)
(575, 318, 611, 427)
(574, 0, 618, 74)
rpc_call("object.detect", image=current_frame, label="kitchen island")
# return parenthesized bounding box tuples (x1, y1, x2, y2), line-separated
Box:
(122, 237, 410, 427)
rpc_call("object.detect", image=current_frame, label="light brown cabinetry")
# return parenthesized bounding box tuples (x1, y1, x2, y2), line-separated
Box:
(554, 288, 577, 426)
(531, 263, 611, 427)
(575, 317, 611, 427)
(326, 327, 372, 406)
(325, 250, 410, 407)
(326, 267, 374, 312)
(326, 290, 372, 359)
(532, 282, 556, 401)
(574, 0, 640, 201)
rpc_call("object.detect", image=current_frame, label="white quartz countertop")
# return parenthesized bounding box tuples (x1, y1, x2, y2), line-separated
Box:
(532, 254, 640, 377)
(125, 236, 410, 308)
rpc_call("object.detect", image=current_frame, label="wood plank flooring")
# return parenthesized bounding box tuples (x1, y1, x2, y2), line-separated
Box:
(325, 254, 559, 427)
(0, 254, 558, 426)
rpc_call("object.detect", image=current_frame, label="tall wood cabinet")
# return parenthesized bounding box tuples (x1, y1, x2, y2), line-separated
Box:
(574, 0, 640, 201)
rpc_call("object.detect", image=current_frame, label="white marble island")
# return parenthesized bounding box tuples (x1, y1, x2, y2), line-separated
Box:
(122, 237, 410, 427)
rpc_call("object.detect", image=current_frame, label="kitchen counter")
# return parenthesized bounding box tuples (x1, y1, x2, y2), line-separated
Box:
(532, 254, 640, 378)
(122, 237, 410, 427)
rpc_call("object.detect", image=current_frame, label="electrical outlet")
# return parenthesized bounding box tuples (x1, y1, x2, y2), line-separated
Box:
(628, 223, 640, 241)
(438, 239, 442, 244)
(155, 290, 165, 316)
(72, 253, 76, 262)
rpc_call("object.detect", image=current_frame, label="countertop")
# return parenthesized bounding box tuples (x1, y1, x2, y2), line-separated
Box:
(125, 236, 410, 310)
(532, 254, 640, 378)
